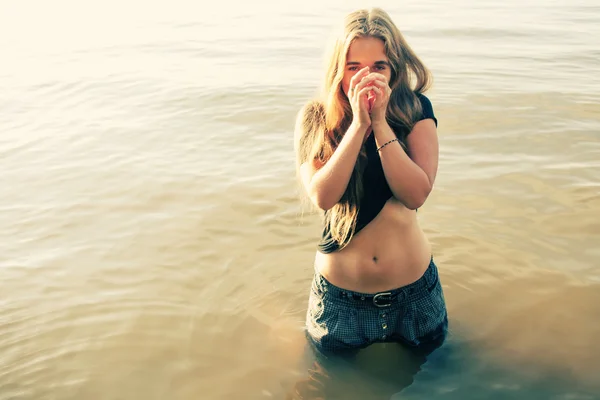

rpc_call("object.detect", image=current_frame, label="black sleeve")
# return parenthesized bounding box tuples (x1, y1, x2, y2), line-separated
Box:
(417, 93, 437, 127)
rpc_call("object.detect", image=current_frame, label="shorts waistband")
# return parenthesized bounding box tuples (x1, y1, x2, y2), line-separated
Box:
(311, 257, 438, 308)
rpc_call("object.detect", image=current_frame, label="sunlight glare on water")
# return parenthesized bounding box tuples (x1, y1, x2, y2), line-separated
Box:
(0, 0, 599, 399)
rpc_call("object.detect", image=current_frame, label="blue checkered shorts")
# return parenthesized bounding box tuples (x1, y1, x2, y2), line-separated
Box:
(305, 257, 448, 354)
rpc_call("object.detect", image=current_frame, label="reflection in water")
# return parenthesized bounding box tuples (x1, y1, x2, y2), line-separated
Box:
(287, 336, 445, 400)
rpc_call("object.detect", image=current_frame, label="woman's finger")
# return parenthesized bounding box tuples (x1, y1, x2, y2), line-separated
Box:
(371, 79, 389, 91)
(357, 85, 373, 99)
(371, 87, 383, 103)
(355, 85, 373, 108)
(371, 81, 391, 100)
(348, 67, 370, 94)
(353, 77, 377, 98)
(369, 72, 389, 84)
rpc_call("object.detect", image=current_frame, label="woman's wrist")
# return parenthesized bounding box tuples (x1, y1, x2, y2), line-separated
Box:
(371, 118, 389, 131)
(349, 120, 370, 136)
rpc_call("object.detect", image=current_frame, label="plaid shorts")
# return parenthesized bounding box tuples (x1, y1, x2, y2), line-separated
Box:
(305, 257, 448, 354)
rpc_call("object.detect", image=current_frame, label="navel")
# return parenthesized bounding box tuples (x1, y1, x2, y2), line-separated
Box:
(372, 256, 378, 263)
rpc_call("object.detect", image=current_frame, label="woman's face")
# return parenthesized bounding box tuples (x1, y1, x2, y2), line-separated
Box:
(342, 36, 392, 97)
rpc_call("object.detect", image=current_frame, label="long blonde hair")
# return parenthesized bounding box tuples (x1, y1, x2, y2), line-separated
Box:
(294, 7, 433, 250)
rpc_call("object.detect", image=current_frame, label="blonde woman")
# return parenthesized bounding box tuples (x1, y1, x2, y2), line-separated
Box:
(294, 8, 448, 354)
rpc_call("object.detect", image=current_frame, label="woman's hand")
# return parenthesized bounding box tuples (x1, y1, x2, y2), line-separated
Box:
(347, 67, 375, 130)
(367, 74, 392, 126)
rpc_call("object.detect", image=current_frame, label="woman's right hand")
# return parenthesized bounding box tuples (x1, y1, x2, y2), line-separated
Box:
(347, 67, 375, 130)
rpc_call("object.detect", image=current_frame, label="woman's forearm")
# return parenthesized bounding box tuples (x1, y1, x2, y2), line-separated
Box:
(307, 122, 369, 210)
(372, 121, 432, 209)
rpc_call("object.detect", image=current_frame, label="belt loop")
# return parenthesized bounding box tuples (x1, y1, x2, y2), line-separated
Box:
(424, 259, 436, 288)
(316, 271, 328, 294)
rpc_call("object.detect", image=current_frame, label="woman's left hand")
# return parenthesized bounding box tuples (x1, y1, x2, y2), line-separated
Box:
(367, 74, 392, 125)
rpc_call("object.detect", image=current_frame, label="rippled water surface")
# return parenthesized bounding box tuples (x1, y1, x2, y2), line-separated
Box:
(1, 0, 599, 399)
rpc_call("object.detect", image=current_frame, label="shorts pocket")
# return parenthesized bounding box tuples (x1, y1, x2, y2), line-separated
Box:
(305, 293, 367, 352)
(414, 281, 447, 340)
(331, 308, 368, 349)
(394, 281, 447, 347)
(426, 269, 439, 293)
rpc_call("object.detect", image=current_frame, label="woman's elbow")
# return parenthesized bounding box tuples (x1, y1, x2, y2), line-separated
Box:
(402, 197, 423, 210)
(314, 197, 337, 211)
(310, 191, 337, 211)
(400, 183, 432, 210)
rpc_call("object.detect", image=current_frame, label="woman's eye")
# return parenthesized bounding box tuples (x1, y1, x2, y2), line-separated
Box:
(348, 66, 358, 71)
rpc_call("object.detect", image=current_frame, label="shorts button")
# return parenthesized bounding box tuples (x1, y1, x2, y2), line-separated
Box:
(360, 296, 365, 300)
(382, 323, 388, 330)
(381, 313, 386, 318)
(382, 334, 387, 340)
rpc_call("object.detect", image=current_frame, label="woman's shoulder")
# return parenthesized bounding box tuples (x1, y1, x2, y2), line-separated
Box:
(415, 91, 432, 108)
(297, 100, 325, 122)
(295, 100, 326, 136)
(414, 92, 437, 127)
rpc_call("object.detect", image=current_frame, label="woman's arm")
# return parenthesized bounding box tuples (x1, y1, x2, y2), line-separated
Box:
(299, 121, 368, 211)
(372, 119, 439, 209)
(295, 67, 375, 211)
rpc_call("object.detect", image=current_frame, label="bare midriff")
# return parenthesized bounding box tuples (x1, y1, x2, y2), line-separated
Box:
(314, 197, 432, 294)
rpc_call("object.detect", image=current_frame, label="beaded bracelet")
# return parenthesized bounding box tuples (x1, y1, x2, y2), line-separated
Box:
(376, 138, 400, 152)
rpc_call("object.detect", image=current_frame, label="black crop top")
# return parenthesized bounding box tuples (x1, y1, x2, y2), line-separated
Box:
(317, 93, 437, 253)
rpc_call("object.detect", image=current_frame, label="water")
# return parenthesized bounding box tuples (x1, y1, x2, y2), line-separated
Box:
(1, 0, 599, 399)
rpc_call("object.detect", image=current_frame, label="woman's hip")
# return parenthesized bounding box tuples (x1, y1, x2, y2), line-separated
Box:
(305, 257, 448, 354)
(314, 239, 432, 294)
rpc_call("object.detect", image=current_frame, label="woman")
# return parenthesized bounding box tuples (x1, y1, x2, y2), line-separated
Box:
(294, 7, 448, 354)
